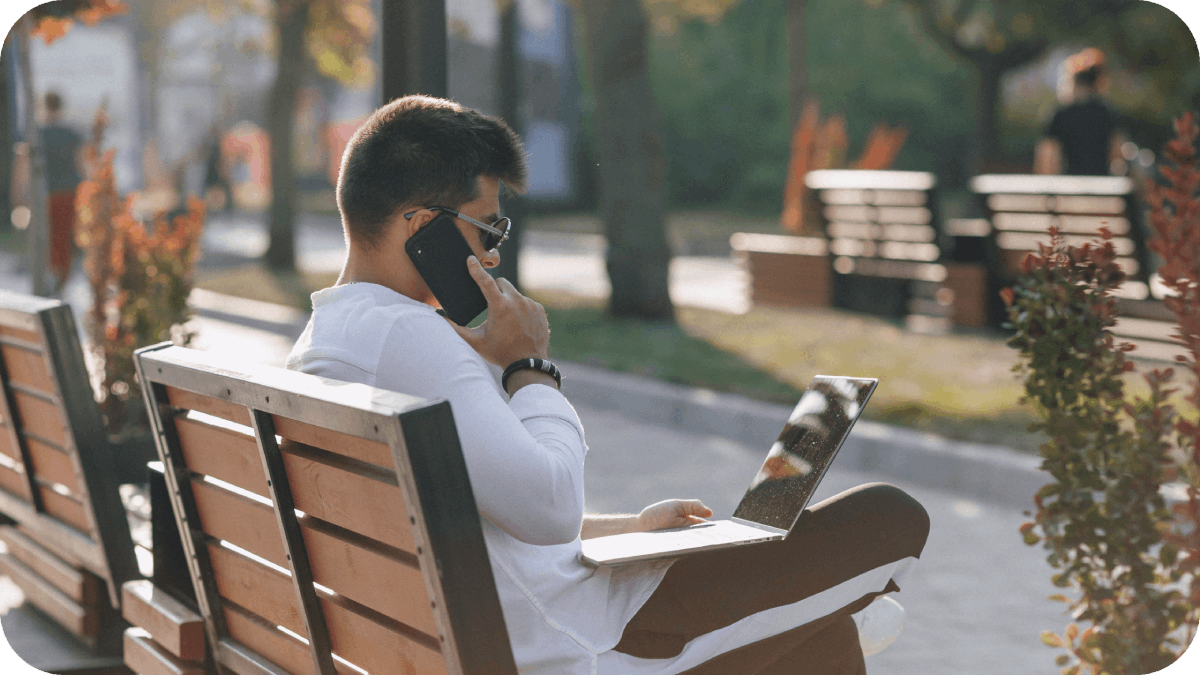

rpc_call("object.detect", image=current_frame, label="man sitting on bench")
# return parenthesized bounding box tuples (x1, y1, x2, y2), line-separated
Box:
(286, 95, 930, 675)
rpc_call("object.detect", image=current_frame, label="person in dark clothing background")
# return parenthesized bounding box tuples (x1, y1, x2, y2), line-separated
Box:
(1034, 48, 1126, 176)
(40, 91, 84, 294)
(203, 125, 233, 214)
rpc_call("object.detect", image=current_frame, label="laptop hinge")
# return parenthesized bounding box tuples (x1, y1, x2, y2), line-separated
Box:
(730, 517, 788, 537)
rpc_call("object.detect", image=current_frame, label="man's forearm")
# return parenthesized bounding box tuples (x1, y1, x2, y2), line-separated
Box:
(580, 514, 640, 540)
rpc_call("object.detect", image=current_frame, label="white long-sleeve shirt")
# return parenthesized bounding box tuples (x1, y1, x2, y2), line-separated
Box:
(285, 283, 671, 673)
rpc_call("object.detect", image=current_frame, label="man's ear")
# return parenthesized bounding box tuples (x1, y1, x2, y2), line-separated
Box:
(402, 208, 436, 239)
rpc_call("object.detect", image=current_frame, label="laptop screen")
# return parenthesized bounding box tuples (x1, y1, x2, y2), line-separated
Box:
(731, 376, 877, 532)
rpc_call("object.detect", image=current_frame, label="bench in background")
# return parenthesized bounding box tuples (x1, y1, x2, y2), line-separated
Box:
(959, 174, 1177, 359)
(126, 343, 517, 675)
(0, 290, 139, 672)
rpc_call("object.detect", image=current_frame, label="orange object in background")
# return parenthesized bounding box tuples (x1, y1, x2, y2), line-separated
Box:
(781, 101, 820, 234)
(854, 123, 909, 170)
(780, 102, 909, 234)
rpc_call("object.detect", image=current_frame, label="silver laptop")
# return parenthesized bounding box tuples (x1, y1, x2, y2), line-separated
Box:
(580, 376, 877, 566)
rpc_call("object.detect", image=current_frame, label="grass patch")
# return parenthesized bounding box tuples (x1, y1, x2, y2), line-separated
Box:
(532, 291, 805, 405)
(532, 290, 1046, 451)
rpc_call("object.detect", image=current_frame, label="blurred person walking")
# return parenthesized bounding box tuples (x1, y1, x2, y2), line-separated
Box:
(1034, 48, 1126, 176)
(40, 91, 84, 294)
(203, 125, 234, 215)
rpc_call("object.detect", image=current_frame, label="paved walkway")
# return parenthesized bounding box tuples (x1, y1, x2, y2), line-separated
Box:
(3, 212, 1198, 674)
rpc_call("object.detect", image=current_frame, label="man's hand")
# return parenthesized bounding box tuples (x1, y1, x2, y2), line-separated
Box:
(580, 500, 713, 539)
(636, 499, 713, 532)
(450, 256, 550, 367)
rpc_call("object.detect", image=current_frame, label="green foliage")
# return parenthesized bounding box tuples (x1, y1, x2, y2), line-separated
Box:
(642, 0, 972, 211)
(1005, 229, 1194, 673)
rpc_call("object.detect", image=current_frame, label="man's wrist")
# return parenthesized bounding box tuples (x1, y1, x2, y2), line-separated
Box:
(502, 357, 562, 393)
(504, 368, 558, 396)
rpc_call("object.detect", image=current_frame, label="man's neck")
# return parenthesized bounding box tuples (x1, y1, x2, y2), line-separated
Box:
(337, 251, 434, 305)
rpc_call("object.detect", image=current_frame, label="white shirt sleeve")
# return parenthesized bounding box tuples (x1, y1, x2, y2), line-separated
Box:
(373, 313, 587, 546)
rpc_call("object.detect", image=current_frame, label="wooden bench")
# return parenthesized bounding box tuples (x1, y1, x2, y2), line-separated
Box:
(127, 343, 517, 675)
(803, 169, 958, 330)
(962, 174, 1181, 359)
(0, 290, 139, 671)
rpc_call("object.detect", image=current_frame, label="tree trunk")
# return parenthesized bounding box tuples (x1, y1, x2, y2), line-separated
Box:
(380, 0, 448, 101)
(786, 0, 808, 133)
(18, 18, 50, 296)
(264, 0, 310, 271)
(492, 0, 524, 289)
(971, 63, 1003, 176)
(580, 0, 674, 322)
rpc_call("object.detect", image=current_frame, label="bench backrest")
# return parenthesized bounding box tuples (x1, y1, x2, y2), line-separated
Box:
(970, 174, 1149, 298)
(804, 170, 948, 322)
(0, 291, 136, 634)
(134, 343, 517, 675)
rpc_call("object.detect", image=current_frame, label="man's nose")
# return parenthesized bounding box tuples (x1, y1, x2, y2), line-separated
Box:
(478, 248, 500, 268)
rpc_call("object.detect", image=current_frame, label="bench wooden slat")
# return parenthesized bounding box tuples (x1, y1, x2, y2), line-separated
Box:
(0, 551, 97, 639)
(0, 526, 96, 604)
(0, 323, 41, 344)
(0, 343, 54, 396)
(167, 386, 253, 427)
(40, 485, 92, 533)
(222, 603, 321, 675)
(27, 436, 79, 494)
(124, 627, 205, 675)
(301, 521, 436, 636)
(323, 596, 447, 675)
(274, 415, 393, 468)
(190, 480, 287, 568)
(175, 417, 269, 498)
(282, 451, 415, 554)
(122, 580, 206, 662)
(16, 522, 84, 567)
(207, 541, 307, 638)
(0, 462, 30, 501)
(0, 422, 17, 460)
(12, 389, 67, 446)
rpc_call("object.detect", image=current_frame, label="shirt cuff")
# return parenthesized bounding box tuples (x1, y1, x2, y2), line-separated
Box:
(508, 384, 584, 432)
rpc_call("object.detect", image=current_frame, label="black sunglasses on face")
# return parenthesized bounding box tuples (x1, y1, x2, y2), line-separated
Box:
(403, 206, 512, 251)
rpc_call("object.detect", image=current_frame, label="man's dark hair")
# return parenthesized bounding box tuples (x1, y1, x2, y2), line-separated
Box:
(337, 95, 527, 248)
(45, 91, 63, 114)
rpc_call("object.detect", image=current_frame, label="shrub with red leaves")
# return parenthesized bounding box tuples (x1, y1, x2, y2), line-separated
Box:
(1005, 113, 1200, 673)
(75, 107, 204, 437)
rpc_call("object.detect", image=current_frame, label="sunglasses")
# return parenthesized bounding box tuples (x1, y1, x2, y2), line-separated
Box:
(403, 206, 512, 251)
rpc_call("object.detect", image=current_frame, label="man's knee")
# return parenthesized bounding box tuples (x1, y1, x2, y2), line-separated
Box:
(813, 482, 929, 560)
(855, 483, 930, 559)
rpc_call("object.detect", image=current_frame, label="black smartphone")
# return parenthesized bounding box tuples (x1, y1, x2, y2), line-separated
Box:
(405, 212, 489, 326)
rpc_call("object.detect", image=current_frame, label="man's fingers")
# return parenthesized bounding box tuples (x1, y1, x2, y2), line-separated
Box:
(495, 277, 518, 295)
(681, 500, 713, 519)
(466, 256, 503, 302)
